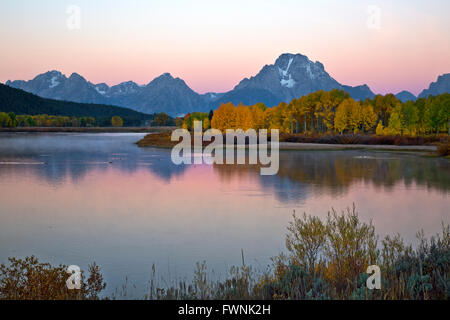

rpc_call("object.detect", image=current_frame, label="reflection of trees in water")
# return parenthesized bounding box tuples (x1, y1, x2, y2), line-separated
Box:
(212, 151, 450, 200)
(212, 162, 309, 202)
(0, 134, 189, 184)
(1, 134, 448, 197)
(211, 163, 261, 182)
(0, 150, 189, 184)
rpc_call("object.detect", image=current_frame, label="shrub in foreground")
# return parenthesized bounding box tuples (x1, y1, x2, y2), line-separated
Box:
(437, 142, 449, 156)
(0, 256, 105, 300)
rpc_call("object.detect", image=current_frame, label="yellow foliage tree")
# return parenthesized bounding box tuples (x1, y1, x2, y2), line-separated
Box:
(347, 102, 377, 133)
(387, 105, 403, 135)
(111, 116, 123, 127)
(348, 101, 363, 133)
(269, 102, 289, 132)
(361, 104, 378, 132)
(202, 118, 210, 130)
(335, 98, 356, 133)
(375, 122, 384, 135)
(250, 104, 266, 130)
(211, 102, 237, 131)
(236, 105, 253, 130)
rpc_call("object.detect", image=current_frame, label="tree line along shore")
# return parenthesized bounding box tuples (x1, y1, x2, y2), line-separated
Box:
(0, 112, 174, 129)
(177, 90, 449, 136)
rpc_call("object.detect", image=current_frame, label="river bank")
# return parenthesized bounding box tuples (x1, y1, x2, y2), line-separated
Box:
(136, 132, 440, 153)
(278, 142, 437, 152)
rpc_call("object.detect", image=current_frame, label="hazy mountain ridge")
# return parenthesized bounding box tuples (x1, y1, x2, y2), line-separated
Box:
(7, 71, 205, 117)
(115, 73, 207, 116)
(418, 73, 450, 98)
(5, 54, 449, 116)
(395, 90, 417, 102)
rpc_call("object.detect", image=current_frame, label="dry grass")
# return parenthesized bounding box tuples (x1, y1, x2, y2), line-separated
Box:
(137, 131, 449, 149)
(137, 131, 179, 148)
(437, 142, 450, 157)
(280, 133, 447, 146)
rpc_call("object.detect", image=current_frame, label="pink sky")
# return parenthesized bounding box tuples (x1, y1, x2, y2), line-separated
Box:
(0, 0, 449, 95)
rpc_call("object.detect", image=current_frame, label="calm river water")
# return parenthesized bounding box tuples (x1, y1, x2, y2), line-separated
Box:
(0, 133, 448, 297)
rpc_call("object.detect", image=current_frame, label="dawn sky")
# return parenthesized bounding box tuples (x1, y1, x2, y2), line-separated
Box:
(1, 0, 449, 95)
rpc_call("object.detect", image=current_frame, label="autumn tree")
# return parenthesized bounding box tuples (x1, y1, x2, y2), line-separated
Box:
(289, 97, 311, 133)
(401, 101, 419, 135)
(320, 89, 350, 132)
(424, 94, 449, 134)
(111, 116, 123, 127)
(203, 118, 210, 130)
(414, 98, 427, 134)
(0, 112, 11, 127)
(211, 102, 237, 131)
(268, 102, 289, 132)
(359, 101, 378, 132)
(174, 117, 184, 128)
(375, 122, 384, 135)
(370, 94, 400, 127)
(152, 112, 171, 126)
(335, 98, 359, 134)
(387, 104, 403, 135)
(182, 112, 209, 130)
(236, 104, 253, 130)
(250, 103, 266, 130)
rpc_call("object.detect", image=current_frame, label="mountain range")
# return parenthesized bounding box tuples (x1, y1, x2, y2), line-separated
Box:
(417, 73, 450, 99)
(5, 53, 449, 116)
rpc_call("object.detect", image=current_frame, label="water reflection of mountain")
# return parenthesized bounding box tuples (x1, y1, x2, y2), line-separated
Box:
(0, 152, 189, 184)
(0, 133, 188, 183)
(0, 134, 448, 197)
(213, 151, 450, 201)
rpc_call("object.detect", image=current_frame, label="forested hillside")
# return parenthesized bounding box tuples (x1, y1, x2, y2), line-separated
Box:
(0, 84, 155, 126)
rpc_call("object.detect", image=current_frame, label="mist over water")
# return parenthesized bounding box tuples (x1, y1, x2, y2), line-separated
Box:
(0, 133, 448, 298)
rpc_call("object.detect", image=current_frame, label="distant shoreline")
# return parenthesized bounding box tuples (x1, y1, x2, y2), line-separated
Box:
(0, 126, 175, 133)
(136, 132, 439, 153)
(278, 142, 437, 152)
(1, 128, 441, 154)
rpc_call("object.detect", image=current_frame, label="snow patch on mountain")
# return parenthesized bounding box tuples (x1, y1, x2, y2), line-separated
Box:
(306, 64, 315, 79)
(278, 58, 293, 77)
(49, 76, 60, 88)
(278, 58, 296, 88)
(280, 76, 296, 88)
(95, 87, 107, 95)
